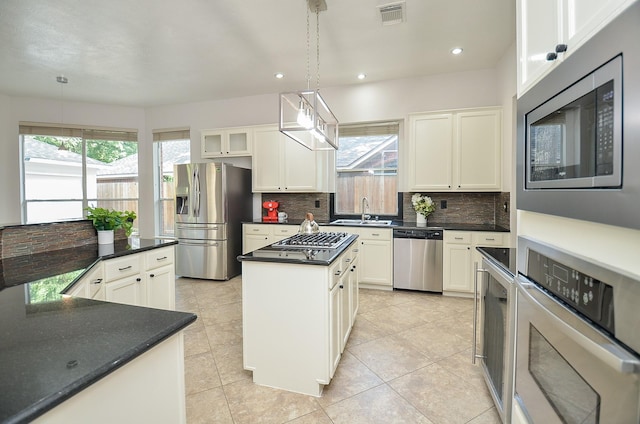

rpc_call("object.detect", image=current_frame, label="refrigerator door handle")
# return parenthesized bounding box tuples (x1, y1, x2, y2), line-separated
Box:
(193, 166, 201, 218)
(179, 240, 220, 247)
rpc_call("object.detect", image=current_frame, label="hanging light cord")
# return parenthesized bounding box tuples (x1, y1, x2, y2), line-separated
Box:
(316, 3, 320, 91)
(305, 1, 311, 90)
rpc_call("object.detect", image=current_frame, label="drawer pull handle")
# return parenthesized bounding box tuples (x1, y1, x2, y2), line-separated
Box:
(156, 256, 168, 261)
(353, 249, 359, 253)
(345, 259, 351, 263)
(485, 238, 495, 241)
(335, 271, 342, 276)
(136, 278, 141, 282)
(252, 229, 260, 232)
(118, 265, 132, 271)
(339, 285, 344, 289)
(372, 233, 380, 236)
(91, 279, 103, 285)
(455, 237, 463, 240)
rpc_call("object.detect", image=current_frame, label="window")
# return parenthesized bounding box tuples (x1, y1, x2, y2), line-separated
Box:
(20, 124, 138, 226)
(334, 122, 399, 217)
(153, 129, 190, 237)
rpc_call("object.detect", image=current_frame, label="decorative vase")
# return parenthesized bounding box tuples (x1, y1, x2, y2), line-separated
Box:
(416, 213, 427, 226)
(97, 230, 114, 244)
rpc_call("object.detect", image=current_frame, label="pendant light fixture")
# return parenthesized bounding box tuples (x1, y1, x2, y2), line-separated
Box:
(279, 0, 338, 150)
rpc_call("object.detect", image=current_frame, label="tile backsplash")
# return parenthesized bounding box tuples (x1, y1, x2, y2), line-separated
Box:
(403, 192, 510, 228)
(261, 191, 510, 229)
(260, 193, 330, 222)
(0, 220, 125, 259)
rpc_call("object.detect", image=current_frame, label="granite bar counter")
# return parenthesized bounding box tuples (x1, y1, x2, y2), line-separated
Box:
(0, 238, 196, 424)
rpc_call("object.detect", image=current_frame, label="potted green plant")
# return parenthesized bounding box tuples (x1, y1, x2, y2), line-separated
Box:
(411, 193, 436, 225)
(85, 206, 137, 244)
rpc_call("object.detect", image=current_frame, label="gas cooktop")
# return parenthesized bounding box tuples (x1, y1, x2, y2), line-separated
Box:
(270, 232, 351, 249)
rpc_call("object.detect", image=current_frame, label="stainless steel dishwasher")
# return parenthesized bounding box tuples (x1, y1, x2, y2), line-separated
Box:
(393, 228, 443, 292)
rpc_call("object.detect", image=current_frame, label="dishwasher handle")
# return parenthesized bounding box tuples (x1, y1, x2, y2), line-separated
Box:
(393, 229, 442, 240)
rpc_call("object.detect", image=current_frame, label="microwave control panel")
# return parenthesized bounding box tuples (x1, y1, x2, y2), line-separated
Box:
(526, 249, 615, 334)
(596, 80, 615, 176)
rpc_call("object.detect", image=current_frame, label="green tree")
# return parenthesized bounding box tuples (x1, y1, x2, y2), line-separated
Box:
(33, 136, 137, 163)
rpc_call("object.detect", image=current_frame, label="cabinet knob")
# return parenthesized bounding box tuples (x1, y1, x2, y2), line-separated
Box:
(136, 278, 142, 282)
(555, 44, 567, 53)
(546, 52, 558, 61)
(339, 285, 344, 289)
(150, 273, 155, 278)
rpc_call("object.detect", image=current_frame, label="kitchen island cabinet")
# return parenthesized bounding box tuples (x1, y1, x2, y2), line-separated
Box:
(239, 236, 358, 396)
(0, 239, 195, 423)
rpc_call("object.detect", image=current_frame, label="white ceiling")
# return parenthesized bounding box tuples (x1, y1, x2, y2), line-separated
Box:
(0, 0, 515, 107)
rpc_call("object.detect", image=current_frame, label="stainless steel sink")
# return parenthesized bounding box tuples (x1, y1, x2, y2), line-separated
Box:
(330, 219, 393, 226)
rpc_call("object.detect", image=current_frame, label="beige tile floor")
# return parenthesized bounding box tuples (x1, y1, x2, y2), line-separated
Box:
(176, 276, 500, 424)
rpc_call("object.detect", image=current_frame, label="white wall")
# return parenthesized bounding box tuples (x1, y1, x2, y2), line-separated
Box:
(0, 96, 147, 232)
(1, 67, 504, 236)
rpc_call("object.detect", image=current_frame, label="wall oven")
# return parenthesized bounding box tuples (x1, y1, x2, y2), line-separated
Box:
(514, 237, 640, 423)
(516, 2, 640, 230)
(474, 248, 517, 423)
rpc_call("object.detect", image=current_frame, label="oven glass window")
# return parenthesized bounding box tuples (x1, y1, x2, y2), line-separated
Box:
(483, 275, 507, 405)
(529, 325, 600, 423)
(528, 80, 614, 183)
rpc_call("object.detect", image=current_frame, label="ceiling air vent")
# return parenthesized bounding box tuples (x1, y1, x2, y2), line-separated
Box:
(377, 1, 406, 26)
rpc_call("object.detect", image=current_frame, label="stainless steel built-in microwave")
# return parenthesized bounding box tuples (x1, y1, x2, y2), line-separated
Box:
(526, 55, 621, 190)
(517, 2, 640, 230)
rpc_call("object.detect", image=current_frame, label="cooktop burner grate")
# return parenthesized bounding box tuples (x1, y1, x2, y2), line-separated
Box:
(271, 232, 351, 249)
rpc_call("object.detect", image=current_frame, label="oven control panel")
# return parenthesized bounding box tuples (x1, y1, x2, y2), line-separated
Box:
(526, 249, 615, 334)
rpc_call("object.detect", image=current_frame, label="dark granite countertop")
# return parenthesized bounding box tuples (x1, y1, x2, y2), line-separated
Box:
(244, 219, 509, 232)
(238, 235, 359, 266)
(0, 238, 195, 424)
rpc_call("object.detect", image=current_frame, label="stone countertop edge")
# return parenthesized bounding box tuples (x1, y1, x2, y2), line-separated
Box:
(237, 235, 359, 266)
(9, 310, 196, 424)
(62, 238, 178, 293)
(244, 219, 509, 232)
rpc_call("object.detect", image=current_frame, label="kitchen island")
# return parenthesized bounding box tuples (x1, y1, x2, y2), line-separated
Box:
(238, 232, 359, 396)
(0, 239, 196, 424)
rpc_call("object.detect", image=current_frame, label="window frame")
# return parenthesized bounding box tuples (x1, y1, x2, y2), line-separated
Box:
(152, 128, 190, 238)
(330, 120, 402, 221)
(19, 123, 139, 225)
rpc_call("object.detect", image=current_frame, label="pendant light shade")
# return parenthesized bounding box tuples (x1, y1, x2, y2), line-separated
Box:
(279, 89, 338, 150)
(279, 0, 338, 150)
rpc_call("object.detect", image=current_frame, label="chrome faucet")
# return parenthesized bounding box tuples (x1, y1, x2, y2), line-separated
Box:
(361, 197, 371, 221)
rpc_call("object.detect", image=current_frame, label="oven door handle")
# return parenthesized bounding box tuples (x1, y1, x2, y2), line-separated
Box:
(472, 262, 487, 364)
(518, 279, 640, 374)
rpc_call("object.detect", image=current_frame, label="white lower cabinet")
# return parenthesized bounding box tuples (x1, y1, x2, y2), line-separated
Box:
(66, 245, 176, 310)
(355, 228, 393, 290)
(443, 231, 510, 296)
(242, 224, 299, 254)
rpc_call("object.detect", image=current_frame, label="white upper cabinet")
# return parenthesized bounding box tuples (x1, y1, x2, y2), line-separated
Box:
(201, 127, 252, 157)
(408, 113, 453, 191)
(456, 109, 502, 190)
(407, 107, 502, 192)
(517, 0, 635, 97)
(252, 125, 327, 192)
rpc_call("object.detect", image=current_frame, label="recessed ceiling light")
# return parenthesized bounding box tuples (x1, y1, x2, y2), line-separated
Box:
(451, 47, 463, 55)
(357, 73, 366, 80)
(274, 72, 284, 79)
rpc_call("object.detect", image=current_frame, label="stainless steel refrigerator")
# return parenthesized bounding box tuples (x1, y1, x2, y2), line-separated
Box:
(174, 162, 252, 280)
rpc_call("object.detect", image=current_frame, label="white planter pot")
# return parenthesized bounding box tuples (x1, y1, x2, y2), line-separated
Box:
(416, 213, 427, 227)
(97, 230, 114, 244)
